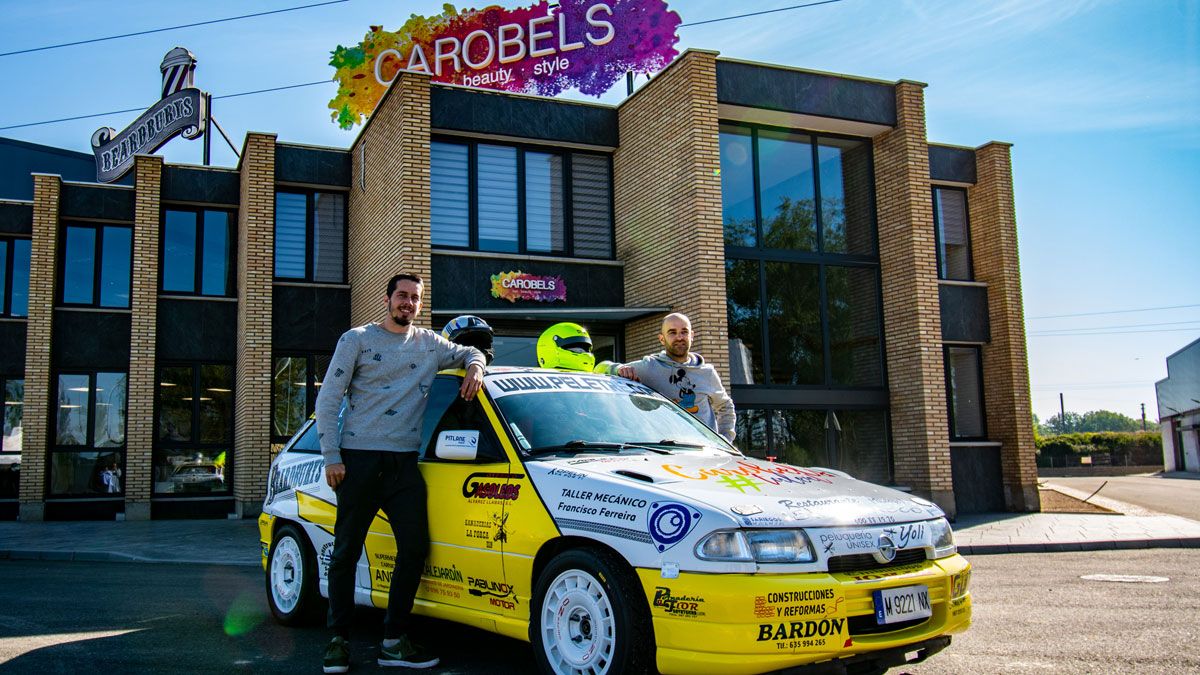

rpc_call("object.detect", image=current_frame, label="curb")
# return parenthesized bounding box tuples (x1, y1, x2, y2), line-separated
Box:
(0, 549, 260, 567)
(959, 538, 1200, 555)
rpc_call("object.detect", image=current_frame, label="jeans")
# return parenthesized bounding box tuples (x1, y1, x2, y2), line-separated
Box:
(327, 449, 429, 640)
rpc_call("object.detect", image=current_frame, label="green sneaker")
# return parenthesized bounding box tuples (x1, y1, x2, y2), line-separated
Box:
(323, 635, 350, 674)
(378, 635, 439, 669)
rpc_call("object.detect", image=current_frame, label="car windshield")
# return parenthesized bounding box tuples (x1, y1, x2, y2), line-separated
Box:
(486, 372, 737, 456)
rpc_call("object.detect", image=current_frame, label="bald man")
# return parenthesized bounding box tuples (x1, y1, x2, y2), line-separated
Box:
(605, 313, 736, 442)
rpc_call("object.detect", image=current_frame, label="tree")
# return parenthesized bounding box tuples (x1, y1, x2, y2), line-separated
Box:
(1079, 410, 1142, 433)
(1041, 411, 1084, 435)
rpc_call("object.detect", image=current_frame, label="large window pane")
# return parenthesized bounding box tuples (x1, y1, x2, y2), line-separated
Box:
(51, 450, 122, 495)
(56, 374, 90, 445)
(93, 372, 126, 448)
(0, 241, 6, 311)
(525, 152, 565, 253)
(733, 408, 769, 457)
(154, 448, 227, 495)
(99, 226, 131, 308)
(571, 153, 612, 258)
(720, 125, 756, 247)
(765, 262, 822, 384)
(947, 347, 985, 438)
(431, 142, 470, 247)
(758, 130, 815, 251)
(275, 192, 307, 278)
(274, 357, 308, 438)
(158, 366, 193, 442)
(771, 409, 825, 467)
(199, 365, 233, 443)
(62, 227, 96, 304)
(826, 266, 882, 386)
(11, 239, 29, 317)
(201, 211, 231, 295)
(822, 139, 875, 255)
(3, 379, 22, 453)
(725, 259, 764, 385)
(163, 210, 197, 292)
(313, 193, 345, 283)
(476, 144, 518, 253)
(935, 188, 972, 280)
(835, 410, 890, 484)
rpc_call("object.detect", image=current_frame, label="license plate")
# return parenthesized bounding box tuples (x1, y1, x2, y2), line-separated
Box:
(872, 585, 932, 625)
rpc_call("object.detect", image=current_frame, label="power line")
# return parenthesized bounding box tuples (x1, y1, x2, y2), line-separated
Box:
(1028, 319, 1200, 333)
(0, 1, 349, 58)
(1030, 327, 1200, 337)
(679, 0, 848, 28)
(1028, 303, 1200, 320)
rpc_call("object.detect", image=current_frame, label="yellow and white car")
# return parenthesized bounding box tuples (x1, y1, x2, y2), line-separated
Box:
(259, 368, 971, 674)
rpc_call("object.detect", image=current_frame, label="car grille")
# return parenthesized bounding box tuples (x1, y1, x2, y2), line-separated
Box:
(826, 548, 926, 573)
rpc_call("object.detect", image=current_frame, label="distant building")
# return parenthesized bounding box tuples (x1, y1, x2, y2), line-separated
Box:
(1156, 337, 1200, 472)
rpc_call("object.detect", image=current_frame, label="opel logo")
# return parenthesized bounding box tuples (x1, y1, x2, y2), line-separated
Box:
(874, 534, 898, 564)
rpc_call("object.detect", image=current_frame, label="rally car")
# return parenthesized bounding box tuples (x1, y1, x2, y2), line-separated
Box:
(259, 368, 971, 674)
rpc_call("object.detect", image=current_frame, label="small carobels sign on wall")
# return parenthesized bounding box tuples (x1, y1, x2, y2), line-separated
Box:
(328, 0, 682, 128)
(491, 271, 566, 303)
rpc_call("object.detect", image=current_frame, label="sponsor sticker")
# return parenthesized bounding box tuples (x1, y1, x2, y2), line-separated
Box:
(487, 373, 657, 399)
(647, 501, 702, 552)
(652, 587, 706, 618)
(462, 472, 523, 502)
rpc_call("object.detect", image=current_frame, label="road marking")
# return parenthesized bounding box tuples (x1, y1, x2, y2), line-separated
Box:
(1080, 574, 1169, 583)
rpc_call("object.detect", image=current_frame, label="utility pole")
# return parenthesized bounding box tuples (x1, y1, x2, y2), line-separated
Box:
(1060, 392, 1066, 430)
(1141, 403, 1147, 431)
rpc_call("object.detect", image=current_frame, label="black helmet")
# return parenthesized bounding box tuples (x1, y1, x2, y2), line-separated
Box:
(442, 315, 494, 364)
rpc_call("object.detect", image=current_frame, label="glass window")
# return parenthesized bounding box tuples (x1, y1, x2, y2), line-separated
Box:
(154, 363, 233, 495)
(934, 188, 972, 280)
(201, 211, 231, 295)
(312, 193, 345, 283)
(426, 395, 505, 462)
(720, 125, 756, 247)
(818, 138, 876, 255)
(163, 210, 197, 292)
(765, 262, 822, 385)
(431, 141, 470, 247)
(274, 192, 307, 279)
(571, 153, 613, 258)
(476, 144, 519, 253)
(0, 241, 6, 312)
(826, 266, 882, 386)
(62, 226, 96, 305)
(1, 378, 22, 499)
(61, 225, 131, 308)
(770, 409, 825, 467)
(946, 346, 985, 439)
(525, 152, 565, 253)
(725, 259, 764, 385)
(99, 226, 132, 308)
(272, 355, 330, 442)
(734, 407, 891, 484)
(758, 130, 816, 251)
(11, 239, 29, 317)
(50, 371, 127, 496)
(835, 410, 891, 484)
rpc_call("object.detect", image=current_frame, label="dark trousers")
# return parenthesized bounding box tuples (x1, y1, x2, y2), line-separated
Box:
(327, 449, 429, 640)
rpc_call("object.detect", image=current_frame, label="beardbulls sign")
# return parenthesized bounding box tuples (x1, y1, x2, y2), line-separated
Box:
(328, 0, 682, 128)
(92, 48, 206, 183)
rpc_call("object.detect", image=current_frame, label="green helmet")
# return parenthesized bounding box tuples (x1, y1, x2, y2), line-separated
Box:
(537, 322, 595, 372)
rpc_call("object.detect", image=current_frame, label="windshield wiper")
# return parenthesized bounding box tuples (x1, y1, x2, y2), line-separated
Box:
(643, 440, 704, 448)
(526, 440, 671, 456)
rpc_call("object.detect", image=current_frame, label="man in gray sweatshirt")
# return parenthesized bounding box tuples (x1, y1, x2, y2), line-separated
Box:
(612, 313, 737, 443)
(315, 273, 485, 673)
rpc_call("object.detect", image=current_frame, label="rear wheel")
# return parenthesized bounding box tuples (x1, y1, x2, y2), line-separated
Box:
(266, 522, 323, 625)
(531, 547, 654, 674)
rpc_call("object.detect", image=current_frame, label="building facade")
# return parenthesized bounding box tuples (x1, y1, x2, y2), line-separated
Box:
(0, 51, 1040, 521)
(1156, 338, 1200, 472)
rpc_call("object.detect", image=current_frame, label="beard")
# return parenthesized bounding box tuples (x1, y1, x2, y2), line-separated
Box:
(665, 341, 690, 359)
(390, 303, 415, 326)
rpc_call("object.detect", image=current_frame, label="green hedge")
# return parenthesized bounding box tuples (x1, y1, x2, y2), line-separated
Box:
(1035, 432, 1162, 467)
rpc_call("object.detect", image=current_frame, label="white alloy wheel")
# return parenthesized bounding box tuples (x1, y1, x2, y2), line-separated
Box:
(270, 534, 305, 614)
(540, 569, 617, 674)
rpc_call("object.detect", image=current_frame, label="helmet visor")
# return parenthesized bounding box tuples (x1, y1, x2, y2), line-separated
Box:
(555, 335, 593, 353)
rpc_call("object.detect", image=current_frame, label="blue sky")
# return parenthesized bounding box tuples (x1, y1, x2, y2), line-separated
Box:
(1, 0, 1196, 424)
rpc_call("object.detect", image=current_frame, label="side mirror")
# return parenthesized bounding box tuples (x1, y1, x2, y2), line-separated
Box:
(435, 430, 479, 461)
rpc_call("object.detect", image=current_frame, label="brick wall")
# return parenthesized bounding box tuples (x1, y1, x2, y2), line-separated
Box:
(613, 50, 729, 377)
(18, 174, 60, 519)
(348, 72, 432, 328)
(233, 133, 276, 516)
(969, 142, 1040, 511)
(124, 155, 163, 519)
(871, 82, 955, 514)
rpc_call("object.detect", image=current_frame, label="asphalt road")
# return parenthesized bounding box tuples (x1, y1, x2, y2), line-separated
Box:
(1041, 474, 1200, 520)
(0, 551, 1197, 674)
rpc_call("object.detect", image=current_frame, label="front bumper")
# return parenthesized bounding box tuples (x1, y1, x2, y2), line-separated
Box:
(638, 554, 972, 675)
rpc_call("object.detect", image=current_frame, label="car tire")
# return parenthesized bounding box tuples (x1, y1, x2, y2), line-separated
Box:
(266, 522, 323, 626)
(531, 547, 654, 675)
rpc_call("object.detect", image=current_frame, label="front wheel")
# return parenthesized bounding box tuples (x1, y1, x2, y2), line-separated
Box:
(266, 522, 323, 625)
(531, 547, 654, 675)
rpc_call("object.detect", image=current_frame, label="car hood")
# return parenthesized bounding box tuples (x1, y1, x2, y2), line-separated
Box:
(533, 450, 945, 528)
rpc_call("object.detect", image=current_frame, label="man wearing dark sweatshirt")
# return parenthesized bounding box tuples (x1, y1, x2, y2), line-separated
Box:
(612, 313, 736, 443)
(315, 273, 485, 673)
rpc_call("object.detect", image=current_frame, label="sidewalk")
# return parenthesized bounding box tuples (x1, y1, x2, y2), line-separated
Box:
(0, 497, 1198, 566)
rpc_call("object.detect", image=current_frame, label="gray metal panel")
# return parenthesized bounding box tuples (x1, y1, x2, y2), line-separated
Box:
(0, 137, 132, 201)
(939, 284, 991, 343)
(431, 254, 623, 310)
(162, 166, 239, 204)
(0, 203, 32, 235)
(431, 87, 619, 147)
(1157, 338, 1200, 418)
(275, 145, 352, 187)
(716, 61, 896, 126)
(61, 184, 135, 222)
(928, 145, 977, 184)
(951, 446, 1005, 513)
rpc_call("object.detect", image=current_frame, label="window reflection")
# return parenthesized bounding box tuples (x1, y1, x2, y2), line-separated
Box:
(765, 262, 821, 385)
(99, 226, 131, 308)
(758, 130, 816, 252)
(725, 259, 763, 384)
(56, 374, 90, 446)
(50, 450, 123, 495)
(1, 378, 22, 499)
(93, 372, 127, 448)
(62, 227, 96, 304)
(826, 266, 882, 386)
(201, 210, 231, 294)
(163, 210, 197, 292)
(720, 125, 756, 247)
(273, 357, 307, 439)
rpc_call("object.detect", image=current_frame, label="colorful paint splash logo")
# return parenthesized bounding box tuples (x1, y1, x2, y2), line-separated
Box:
(491, 271, 566, 303)
(328, 1, 682, 129)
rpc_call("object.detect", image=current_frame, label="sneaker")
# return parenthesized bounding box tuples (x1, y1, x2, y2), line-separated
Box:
(323, 635, 350, 674)
(378, 635, 440, 669)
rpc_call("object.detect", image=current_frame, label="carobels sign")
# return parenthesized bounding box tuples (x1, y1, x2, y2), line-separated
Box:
(491, 271, 566, 303)
(91, 48, 207, 183)
(328, 0, 682, 128)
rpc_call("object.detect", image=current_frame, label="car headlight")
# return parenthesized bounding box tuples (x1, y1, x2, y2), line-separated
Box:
(695, 529, 816, 564)
(929, 517, 957, 558)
